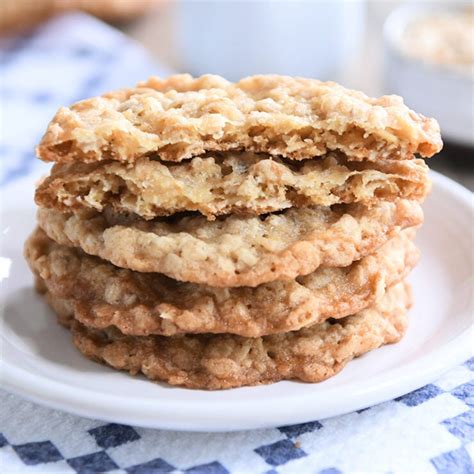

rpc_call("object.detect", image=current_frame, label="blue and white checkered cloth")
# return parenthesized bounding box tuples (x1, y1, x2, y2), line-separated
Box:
(0, 13, 473, 474)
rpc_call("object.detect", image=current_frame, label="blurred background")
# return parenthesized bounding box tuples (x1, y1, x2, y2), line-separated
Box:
(1, 0, 473, 189)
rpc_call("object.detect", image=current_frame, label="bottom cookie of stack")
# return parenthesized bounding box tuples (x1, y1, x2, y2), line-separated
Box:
(34, 273, 411, 389)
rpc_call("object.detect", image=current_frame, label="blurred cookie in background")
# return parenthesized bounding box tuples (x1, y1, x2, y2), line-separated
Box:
(400, 6, 473, 75)
(0, 0, 159, 33)
(384, 3, 473, 154)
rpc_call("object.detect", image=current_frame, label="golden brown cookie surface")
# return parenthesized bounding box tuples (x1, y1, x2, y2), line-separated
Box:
(56, 282, 411, 390)
(35, 152, 430, 220)
(36, 74, 442, 164)
(36, 199, 423, 287)
(26, 227, 418, 337)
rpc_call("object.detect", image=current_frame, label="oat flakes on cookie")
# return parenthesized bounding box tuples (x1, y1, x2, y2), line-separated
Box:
(36, 74, 442, 164)
(25, 72, 442, 391)
(26, 227, 418, 337)
(37, 199, 423, 287)
(35, 152, 430, 220)
(52, 282, 411, 390)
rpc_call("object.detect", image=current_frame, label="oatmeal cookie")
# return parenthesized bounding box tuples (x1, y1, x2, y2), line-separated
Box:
(37, 74, 442, 164)
(0, 0, 157, 33)
(57, 282, 411, 389)
(35, 152, 430, 220)
(26, 227, 418, 337)
(37, 199, 423, 287)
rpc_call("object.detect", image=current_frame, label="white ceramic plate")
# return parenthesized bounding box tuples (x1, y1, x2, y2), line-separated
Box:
(1, 171, 472, 432)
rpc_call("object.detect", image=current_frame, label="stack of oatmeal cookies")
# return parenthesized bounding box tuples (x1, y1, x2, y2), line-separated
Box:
(25, 75, 441, 389)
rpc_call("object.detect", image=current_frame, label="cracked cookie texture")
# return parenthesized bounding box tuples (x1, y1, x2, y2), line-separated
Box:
(35, 152, 430, 220)
(26, 72, 437, 390)
(51, 282, 411, 390)
(36, 74, 442, 164)
(36, 199, 422, 287)
(26, 227, 418, 337)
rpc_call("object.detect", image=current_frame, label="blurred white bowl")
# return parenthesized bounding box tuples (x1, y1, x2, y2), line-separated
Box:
(175, 1, 365, 81)
(384, 3, 473, 146)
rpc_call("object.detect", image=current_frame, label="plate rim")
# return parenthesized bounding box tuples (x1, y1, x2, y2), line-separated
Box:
(1, 170, 473, 431)
(2, 328, 472, 431)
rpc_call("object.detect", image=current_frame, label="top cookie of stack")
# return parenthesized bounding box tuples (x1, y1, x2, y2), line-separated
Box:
(34, 74, 440, 288)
